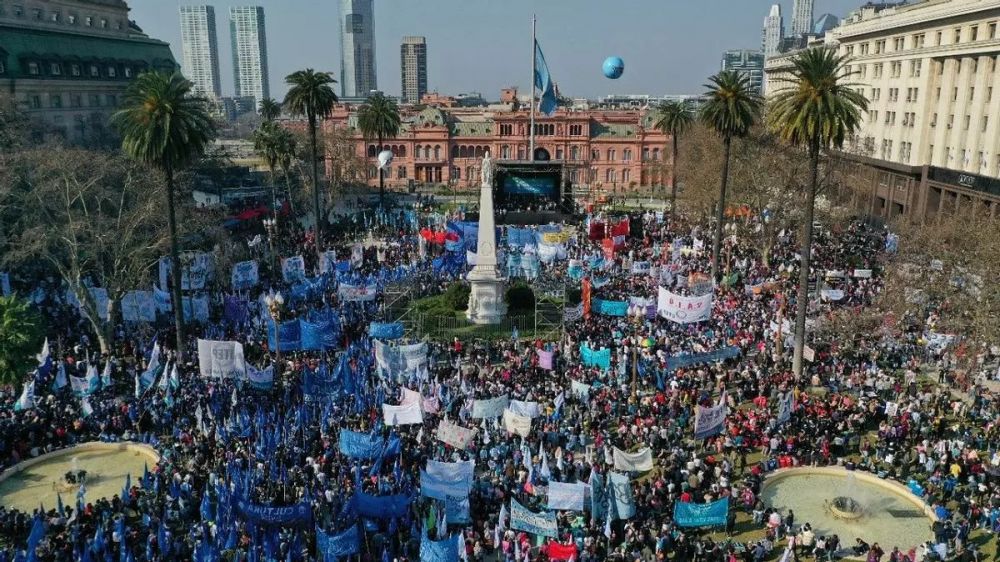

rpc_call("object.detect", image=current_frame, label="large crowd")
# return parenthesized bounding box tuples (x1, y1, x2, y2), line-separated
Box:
(0, 195, 997, 562)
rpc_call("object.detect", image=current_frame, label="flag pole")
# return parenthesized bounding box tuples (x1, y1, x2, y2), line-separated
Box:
(530, 14, 536, 162)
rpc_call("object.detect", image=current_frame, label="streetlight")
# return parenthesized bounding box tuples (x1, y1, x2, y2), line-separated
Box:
(263, 217, 278, 276)
(264, 291, 285, 376)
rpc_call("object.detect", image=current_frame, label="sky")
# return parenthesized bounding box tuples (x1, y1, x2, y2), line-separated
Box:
(129, 0, 864, 100)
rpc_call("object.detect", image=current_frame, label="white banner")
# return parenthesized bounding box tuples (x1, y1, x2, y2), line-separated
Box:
(884, 401, 899, 417)
(181, 252, 212, 290)
(570, 380, 591, 399)
(66, 287, 110, 321)
(196, 339, 246, 378)
(776, 391, 794, 425)
(503, 409, 532, 437)
(547, 481, 586, 511)
(612, 447, 654, 472)
(231, 260, 259, 290)
(383, 401, 423, 426)
(820, 289, 845, 301)
(319, 250, 339, 275)
(853, 268, 873, 279)
(121, 291, 156, 323)
(282, 255, 306, 283)
(338, 283, 378, 302)
(375, 341, 428, 380)
(694, 402, 727, 440)
(657, 287, 712, 324)
(436, 419, 478, 450)
(803, 345, 815, 362)
(508, 400, 541, 419)
(472, 395, 509, 418)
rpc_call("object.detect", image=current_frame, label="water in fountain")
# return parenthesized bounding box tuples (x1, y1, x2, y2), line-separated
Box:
(70, 456, 80, 474)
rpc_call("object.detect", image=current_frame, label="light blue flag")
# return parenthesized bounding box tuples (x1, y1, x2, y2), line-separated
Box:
(534, 40, 558, 115)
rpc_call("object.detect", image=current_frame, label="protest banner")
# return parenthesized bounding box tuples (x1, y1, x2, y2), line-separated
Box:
(471, 395, 509, 418)
(665, 346, 741, 372)
(351, 491, 411, 520)
(338, 283, 378, 302)
(776, 392, 794, 425)
(375, 341, 428, 380)
(369, 322, 404, 340)
(510, 499, 558, 538)
(537, 349, 554, 370)
(508, 400, 541, 418)
(609, 472, 636, 520)
(571, 380, 591, 399)
(245, 364, 274, 390)
(382, 401, 423, 426)
(503, 409, 532, 437)
(694, 401, 727, 440)
(231, 260, 259, 290)
(673, 498, 729, 527)
(436, 419, 478, 450)
(316, 525, 360, 559)
(196, 340, 246, 378)
(120, 291, 156, 323)
(592, 298, 628, 316)
(420, 533, 459, 562)
(233, 492, 312, 527)
(282, 256, 306, 283)
(853, 268, 873, 278)
(339, 430, 401, 460)
(580, 344, 611, 370)
(612, 447, 654, 472)
(658, 287, 712, 324)
(547, 482, 586, 511)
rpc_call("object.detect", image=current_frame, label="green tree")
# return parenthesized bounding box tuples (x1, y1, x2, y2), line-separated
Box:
(112, 71, 216, 360)
(283, 69, 338, 259)
(653, 100, 695, 218)
(252, 121, 284, 213)
(700, 70, 762, 279)
(258, 98, 282, 122)
(0, 295, 43, 386)
(767, 47, 868, 378)
(357, 92, 401, 204)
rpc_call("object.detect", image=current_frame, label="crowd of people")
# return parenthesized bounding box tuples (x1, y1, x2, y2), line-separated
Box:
(0, 194, 996, 562)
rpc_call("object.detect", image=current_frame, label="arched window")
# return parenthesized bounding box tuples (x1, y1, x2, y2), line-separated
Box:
(451, 145, 459, 159)
(415, 146, 423, 159)
(368, 144, 377, 157)
(434, 145, 441, 160)
(607, 149, 616, 161)
(451, 166, 461, 179)
(623, 149, 632, 162)
(398, 145, 406, 157)
(622, 169, 630, 183)
(466, 166, 474, 180)
(474, 146, 484, 158)
(501, 145, 511, 159)
(424, 145, 432, 160)
(652, 148, 659, 161)
(606, 169, 613, 183)
(458, 146, 467, 158)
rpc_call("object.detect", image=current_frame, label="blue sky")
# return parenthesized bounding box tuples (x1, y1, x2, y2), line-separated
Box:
(129, 0, 863, 100)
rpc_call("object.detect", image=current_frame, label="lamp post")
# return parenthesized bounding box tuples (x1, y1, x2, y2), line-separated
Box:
(263, 217, 278, 277)
(264, 291, 284, 376)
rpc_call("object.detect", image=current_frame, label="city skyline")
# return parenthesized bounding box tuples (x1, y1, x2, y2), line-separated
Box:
(133, 1, 862, 101)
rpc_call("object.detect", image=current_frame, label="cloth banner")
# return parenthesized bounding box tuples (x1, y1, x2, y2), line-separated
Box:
(609, 472, 635, 520)
(245, 364, 274, 390)
(631, 261, 651, 275)
(267, 320, 301, 353)
(673, 498, 729, 527)
(180, 252, 211, 290)
(300, 320, 337, 351)
(339, 430, 401, 460)
(282, 256, 306, 283)
(231, 260, 259, 290)
(563, 303, 584, 323)
(196, 340, 246, 378)
(436, 419, 478, 450)
(181, 296, 209, 323)
(316, 525, 360, 559)
(820, 289, 845, 301)
(665, 346, 741, 372)
(503, 409, 532, 437)
(426, 460, 475, 489)
(121, 291, 156, 323)
(471, 395, 509, 418)
(580, 344, 611, 370)
(776, 392, 794, 425)
(567, 260, 584, 281)
(694, 401, 727, 440)
(382, 401, 423, 426)
(375, 341, 428, 380)
(545, 543, 579, 561)
(351, 492, 410, 520)
(853, 268, 873, 278)
(590, 472, 606, 521)
(885, 401, 899, 417)
(510, 499, 558, 538)
(571, 380, 591, 399)
(537, 349, 554, 370)
(508, 227, 538, 247)
(0, 272, 9, 296)
(318, 250, 340, 275)
(658, 287, 712, 324)
(613, 447, 654, 472)
(369, 322, 404, 340)
(593, 298, 628, 317)
(445, 497, 470, 524)
(547, 482, 586, 511)
(421, 470, 472, 501)
(509, 400, 541, 418)
(233, 493, 311, 527)
(338, 283, 378, 302)
(66, 287, 110, 321)
(420, 534, 459, 562)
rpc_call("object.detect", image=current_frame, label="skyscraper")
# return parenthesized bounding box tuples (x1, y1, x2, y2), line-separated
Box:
(791, 0, 815, 36)
(179, 6, 222, 98)
(721, 50, 765, 95)
(762, 4, 784, 57)
(338, 0, 377, 98)
(230, 6, 270, 109)
(400, 36, 427, 104)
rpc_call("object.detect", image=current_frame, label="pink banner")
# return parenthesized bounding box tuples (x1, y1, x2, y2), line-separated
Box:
(537, 349, 553, 370)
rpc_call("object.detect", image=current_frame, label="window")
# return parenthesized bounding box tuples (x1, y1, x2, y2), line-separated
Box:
(90, 65, 99, 77)
(947, 114, 954, 129)
(569, 124, 582, 136)
(70, 64, 81, 77)
(500, 145, 511, 159)
(555, 147, 564, 160)
(570, 146, 580, 160)
(623, 149, 632, 162)
(622, 169, 630, 183)
(29, 95, 41, 109)
(27, 61, 39, 75)
(105, 94, 116, 107)
(607, 149, 615, 161)
(989, 87, 994, 103)
(100, 18, 107, 28)
(68, 14, 76, 24)
(936, 31, 943, 45)
(971, 26, 979, 41)
(31, 8, 40, 19)
(964, 115, 970, 130)
(983, 116, 989, 132)
(953, 87, 958, 101)
(969, 87, 975, 101)
(70, 94, 81, 108)
(991, 23, 998, 39)
(397, 167, 407, 179)
(85, 16, 92, 26)
(914, 33, 925, 48)
(50, 94, 62, 108)
(12, 5, 23, 17)
(642, 148, 650, 161)
(451, 166, 460, 180)
(49, 62, 61, 76)
(123, 66, 132, 78)
(50, 11, 59, 22)
(955, 28, 962, 43)
(652, 148, 660, 161)
(591, 149, 600, 161)
(499, 123, 513, 136)
(931, 113, 937, 127)
(107, 66, 116, 78)
(88, 94, 100, 107)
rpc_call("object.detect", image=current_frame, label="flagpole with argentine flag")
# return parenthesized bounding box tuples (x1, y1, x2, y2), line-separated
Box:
(530, 13, 536, 162)
(531, 16, 559, 163)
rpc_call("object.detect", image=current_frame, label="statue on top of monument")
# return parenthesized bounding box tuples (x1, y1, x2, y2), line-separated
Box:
(481, 151, 494, 188)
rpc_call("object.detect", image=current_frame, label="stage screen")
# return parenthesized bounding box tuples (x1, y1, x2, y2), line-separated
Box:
(502, 174, 558, 197)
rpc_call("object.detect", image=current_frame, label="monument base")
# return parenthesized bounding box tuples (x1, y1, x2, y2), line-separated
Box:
(466, 274, 507, 325)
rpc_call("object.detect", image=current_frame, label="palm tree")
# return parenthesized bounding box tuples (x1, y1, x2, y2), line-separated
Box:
(283, 69, 337, 259)
(259, 98, 282, 122)
(113, 71, 215, 361)
(252, 121, 283, 214)
(767, 47, 868, 379)
(653, 100, 695, 219)
(357, 92, 401, 204)
(274, 127, 298, 215)
(700, 70, 762, 280)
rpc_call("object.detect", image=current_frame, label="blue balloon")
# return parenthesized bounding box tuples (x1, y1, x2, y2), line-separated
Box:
(603, 56, 624, 79)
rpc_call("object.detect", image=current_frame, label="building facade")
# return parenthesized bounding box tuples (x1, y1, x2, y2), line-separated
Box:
(400, 36, 427, 104)
(762, 4, 784, 57)
(0, 0, 176, 142)
(299, 95, 670, 191)
(791, 0, 815, 37)
(338, 0, 376, 98)
(180, 5, 221, 98)
(721, 49, 765, 94)
(229, 6, 269, 109)
(765, 0, 1000, 220)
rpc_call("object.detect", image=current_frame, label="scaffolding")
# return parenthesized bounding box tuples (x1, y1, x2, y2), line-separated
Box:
(532, 271, 566, 342)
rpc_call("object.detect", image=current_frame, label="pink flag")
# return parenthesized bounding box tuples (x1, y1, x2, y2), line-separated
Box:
(537, 349, 554, 371)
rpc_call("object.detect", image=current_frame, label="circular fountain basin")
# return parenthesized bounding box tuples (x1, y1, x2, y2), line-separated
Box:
(761, 467, 935, 558)
(0, 442, 159, 512)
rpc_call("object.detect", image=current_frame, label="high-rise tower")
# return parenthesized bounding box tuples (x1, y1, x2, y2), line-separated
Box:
(400, 36, 427, 104)
(791, 0, 815, 36)
(179, 6, 221, 98)
(338, 0, 377, 98)
(762, 4, 784, 57)
(230, 6, 270, 109)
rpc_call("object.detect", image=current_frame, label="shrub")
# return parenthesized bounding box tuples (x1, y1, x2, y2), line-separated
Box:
(443, 282, 471, 311)
(505, 282, 535, 312)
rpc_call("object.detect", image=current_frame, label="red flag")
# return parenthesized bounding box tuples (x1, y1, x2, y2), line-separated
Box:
(545, 543, 578, 561)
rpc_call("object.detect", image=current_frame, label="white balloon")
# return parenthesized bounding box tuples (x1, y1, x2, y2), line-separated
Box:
(377, 150, 394, 169)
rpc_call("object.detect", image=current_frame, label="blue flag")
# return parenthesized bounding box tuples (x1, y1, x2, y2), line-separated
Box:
(534, 40, 558, 115)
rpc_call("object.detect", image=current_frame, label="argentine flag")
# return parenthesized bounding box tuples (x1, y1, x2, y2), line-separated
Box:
(534, 40, 558, 116)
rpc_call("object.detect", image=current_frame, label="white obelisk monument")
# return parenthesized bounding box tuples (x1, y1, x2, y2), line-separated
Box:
(467, 152, 507, 324)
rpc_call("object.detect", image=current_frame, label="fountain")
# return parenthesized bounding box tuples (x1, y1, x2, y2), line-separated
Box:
(826, 472, 865, 520)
